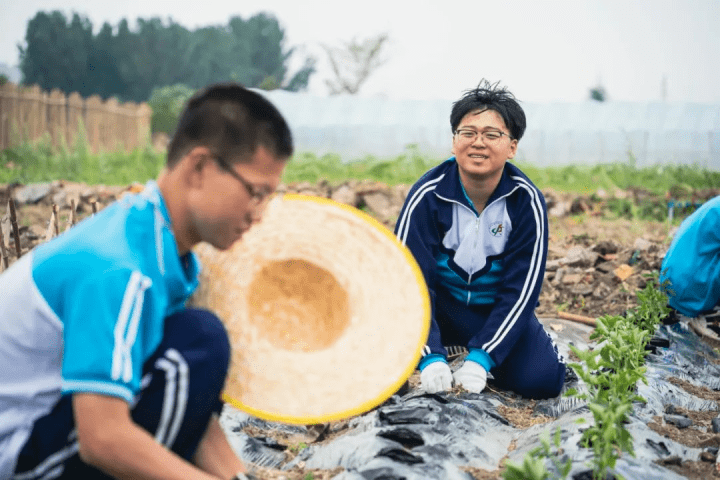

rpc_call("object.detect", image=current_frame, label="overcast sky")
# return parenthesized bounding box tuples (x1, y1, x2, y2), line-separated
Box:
(1, 0, 719, 103)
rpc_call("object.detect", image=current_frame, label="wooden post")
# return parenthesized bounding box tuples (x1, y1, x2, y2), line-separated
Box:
(52, 204, 59, 237)
(8, 198, 21, 259)
(557, 311, 597, 327)
(0, 220, 9, 270)
(65, 198, 76, 232)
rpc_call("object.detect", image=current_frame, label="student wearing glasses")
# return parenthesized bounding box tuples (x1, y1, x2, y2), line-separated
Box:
(0, 84, 285, 480)
(395, 80, 565, 399)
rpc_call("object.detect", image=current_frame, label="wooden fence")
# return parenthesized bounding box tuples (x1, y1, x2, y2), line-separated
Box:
(0, 83, 152, 153)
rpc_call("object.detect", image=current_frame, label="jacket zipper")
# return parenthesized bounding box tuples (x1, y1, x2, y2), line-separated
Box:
(467, 216, 482, 305)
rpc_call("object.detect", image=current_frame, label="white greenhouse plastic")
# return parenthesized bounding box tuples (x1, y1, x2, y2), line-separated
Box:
(261, 90, 720, 171)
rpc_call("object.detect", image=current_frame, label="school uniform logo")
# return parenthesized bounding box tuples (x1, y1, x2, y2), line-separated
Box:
(489, 222, 504, 237)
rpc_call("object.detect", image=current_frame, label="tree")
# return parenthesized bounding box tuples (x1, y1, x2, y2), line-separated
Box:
(20, 11, 94, 96)
(322, 33, 388, 94)
(590, 85, 607, 102)
(228, 14, 315, 92)
(19, 11, 315, 102)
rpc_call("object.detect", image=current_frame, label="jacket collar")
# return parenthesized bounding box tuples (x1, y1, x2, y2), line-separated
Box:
(434, 157, 521, 213)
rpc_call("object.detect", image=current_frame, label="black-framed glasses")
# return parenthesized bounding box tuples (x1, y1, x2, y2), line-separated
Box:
(454, 129, 513, 143)
(213, 155, 274, 206)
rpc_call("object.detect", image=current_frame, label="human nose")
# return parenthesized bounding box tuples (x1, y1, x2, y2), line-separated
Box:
(249, 195, 272, 223)
(470, 132, 487, 146)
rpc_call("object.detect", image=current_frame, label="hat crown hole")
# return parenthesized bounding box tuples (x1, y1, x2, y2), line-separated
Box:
(248, 258, 350, 352)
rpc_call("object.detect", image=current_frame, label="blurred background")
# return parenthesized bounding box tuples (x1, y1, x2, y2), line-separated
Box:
(0, 0, 719, 167)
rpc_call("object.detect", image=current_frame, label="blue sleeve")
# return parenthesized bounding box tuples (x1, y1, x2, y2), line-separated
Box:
(468, 185, 548, 367)
(395, 182, 447, 361)
(62, 269, 158, 403)
(661, 199, 720, 316)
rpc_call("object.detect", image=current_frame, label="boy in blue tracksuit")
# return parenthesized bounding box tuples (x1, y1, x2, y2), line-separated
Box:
(660, 195, 720, 318)
(0, 84, 291, 479)
(395, 80, 565, 399)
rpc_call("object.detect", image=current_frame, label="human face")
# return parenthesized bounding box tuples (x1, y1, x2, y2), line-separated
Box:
(451, 109, 517, 184)
(188, 145, 286, 251)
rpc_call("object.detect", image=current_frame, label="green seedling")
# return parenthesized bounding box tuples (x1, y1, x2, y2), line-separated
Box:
(564, 270, 669, 480)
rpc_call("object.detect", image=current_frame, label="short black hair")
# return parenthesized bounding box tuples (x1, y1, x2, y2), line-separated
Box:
(167, 83, 293, 167)
(450, 79, 526, 141)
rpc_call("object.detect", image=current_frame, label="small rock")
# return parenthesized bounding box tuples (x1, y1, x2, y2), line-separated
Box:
(545, 258, 564, 271)
(14, 183, 55, 204)
(570, 284, 593, 296)
(633, 238, 653, 251)
(595, 261, 617, 274)
(700, 450, 716, 462)
(548, 201, 571, 217)
(614, 264, 634, 282)
(564, 246, 599, 268)
(330, 184, 358, 206)
(664, 414, 692, 429)
(593, 240, 619, 255)
(711, 416, 720, 433)
(362, 192, 395, 221)
(561, 273, 584, 285)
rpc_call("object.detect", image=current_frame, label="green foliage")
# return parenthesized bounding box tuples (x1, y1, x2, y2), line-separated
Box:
(516, 161, 720, 198)
(282, 147, 442, 185)
(0, 74, 9, 86)
(288, 441, 308, 453)
(19, 12, 94, 96)
(590, 86, 607, 102)
(564, 274, 669, 480)
(19, 11, 315, 102)
(0, 139, 164, 185)
(503, 427, 571, 480)
(3, 142, 720, 204)
(148, 84, 196, 134)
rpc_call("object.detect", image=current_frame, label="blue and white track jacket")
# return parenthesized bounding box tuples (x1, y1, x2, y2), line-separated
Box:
(0, 181, 200, 477)
(395, 158, 548, 369)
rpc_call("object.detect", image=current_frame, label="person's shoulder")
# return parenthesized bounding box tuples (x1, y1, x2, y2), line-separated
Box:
(407, 158, 454, 195)
(504, 163, 543, 197)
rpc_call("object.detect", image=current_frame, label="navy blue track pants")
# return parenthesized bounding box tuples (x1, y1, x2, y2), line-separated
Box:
(13, 308, 231, 479)
(436, 297, 566, 399)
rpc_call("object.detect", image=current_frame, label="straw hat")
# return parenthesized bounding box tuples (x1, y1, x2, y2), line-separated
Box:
(190, 194, 430, 424)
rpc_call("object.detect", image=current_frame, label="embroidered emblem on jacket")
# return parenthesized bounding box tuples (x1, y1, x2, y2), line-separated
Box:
(490, 222, 504, 237)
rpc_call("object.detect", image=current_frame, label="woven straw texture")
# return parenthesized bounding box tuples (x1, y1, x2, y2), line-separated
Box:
(190, 194, 429, 424)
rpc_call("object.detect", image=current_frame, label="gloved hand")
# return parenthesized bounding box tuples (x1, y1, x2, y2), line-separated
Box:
(420, 361, 453, 393)
(452, 360, 487, 393)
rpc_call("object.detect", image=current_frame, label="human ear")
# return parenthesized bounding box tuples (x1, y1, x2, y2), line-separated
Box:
(507, 139, 518, 160)
(182, 146, 214, 188)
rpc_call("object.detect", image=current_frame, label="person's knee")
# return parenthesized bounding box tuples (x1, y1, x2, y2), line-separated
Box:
(164, 308, 231, 375)
(516, 362, 566, 399)
(492, 358, 565, 399)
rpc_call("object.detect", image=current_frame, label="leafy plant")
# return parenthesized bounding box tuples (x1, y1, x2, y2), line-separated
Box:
(503, 427, 571, 480)
(288, 441, 308, 453)
(564, 273, 669, 479)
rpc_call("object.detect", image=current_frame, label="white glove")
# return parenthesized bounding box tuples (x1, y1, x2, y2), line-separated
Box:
(420, 361, 453, 393)
(452, 360, 487, 393)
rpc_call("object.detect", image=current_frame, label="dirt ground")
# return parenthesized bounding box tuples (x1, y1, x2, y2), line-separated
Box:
(646, 380, 720, 479)
(0, 180, 704, 480)
(0, 179, 676, 322)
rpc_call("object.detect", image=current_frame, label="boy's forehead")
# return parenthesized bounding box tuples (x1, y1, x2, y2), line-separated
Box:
(460, 108, 506, 127)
